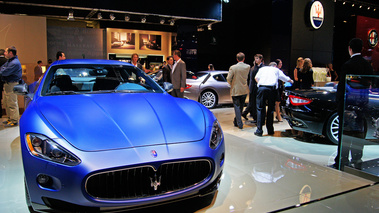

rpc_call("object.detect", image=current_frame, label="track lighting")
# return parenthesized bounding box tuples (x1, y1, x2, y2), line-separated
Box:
(160, 18, 165, 24)
(125, 14, 130, 21)
(208, 24, 212, 30)
(170, 19, 175, 26)
(110, 13, 115, 20)
(67, 9, 74, 20)
(141, 16, 146, 23)
(97, 13, 102, 19)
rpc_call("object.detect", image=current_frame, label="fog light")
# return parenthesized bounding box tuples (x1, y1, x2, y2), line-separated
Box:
(37, 174, 52, 187)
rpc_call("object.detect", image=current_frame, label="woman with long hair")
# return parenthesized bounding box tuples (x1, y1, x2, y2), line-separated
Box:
(298, 58, 314, 89)
(293, 57, 304, 89)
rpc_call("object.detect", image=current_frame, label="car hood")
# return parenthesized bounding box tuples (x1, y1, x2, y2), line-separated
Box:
(37, 93, 205, 151)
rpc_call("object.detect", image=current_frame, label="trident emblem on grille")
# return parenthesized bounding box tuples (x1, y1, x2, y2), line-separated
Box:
(150, 173, 161, 191)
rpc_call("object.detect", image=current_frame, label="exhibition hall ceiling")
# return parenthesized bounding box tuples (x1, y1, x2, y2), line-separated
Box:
(0, 0, 222, 27)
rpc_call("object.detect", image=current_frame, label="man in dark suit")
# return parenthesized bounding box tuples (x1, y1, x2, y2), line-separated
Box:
(171, 50, 186, 98)
(162, 56, 173, 83)
(34, 60, 43, 81)
(333, 38, 374, 169)
(242, 54, 264, 122)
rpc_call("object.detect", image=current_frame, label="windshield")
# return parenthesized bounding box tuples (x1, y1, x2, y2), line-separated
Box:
(41, 64, 164, 96)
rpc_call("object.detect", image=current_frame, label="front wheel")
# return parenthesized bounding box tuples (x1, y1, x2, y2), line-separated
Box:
(325, 112, 339, 144)
(200, 90, 217, 109)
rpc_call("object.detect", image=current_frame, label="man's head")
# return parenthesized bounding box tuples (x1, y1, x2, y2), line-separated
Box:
(56, 51, 66, 60)
(236, 52, 245, 62)
(37, 60, 42, 65)
(254, 54, 263, 65)
(167, 56, 174, 65)
(268, 62, 277, 67)
(5, 46, 17, 59)
(348, 38, 363, 56)
(173, 50, 181, 61)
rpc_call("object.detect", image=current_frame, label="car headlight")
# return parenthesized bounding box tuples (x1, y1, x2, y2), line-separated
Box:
(26, 133, 81, 166)
(210, 120, 223, 149)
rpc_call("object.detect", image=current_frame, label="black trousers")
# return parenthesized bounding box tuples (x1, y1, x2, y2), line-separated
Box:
(242, 87, 257, 120)
(256, 86, 276, 134)
(171, 89, 184, 98)
(232, 95, 247, 128)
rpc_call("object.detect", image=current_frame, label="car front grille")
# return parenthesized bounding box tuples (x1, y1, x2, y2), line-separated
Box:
(85, 159, 212, 200)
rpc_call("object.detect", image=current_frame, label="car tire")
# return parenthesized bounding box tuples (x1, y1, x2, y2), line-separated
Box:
(200, 90, 217, 109)
(325, 112, 339, 144)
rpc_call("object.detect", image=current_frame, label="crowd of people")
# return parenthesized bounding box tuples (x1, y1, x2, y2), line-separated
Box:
(226, 52, 294, 136)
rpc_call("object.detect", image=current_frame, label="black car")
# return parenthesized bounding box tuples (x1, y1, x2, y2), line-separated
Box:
(283, 82, 379, 144)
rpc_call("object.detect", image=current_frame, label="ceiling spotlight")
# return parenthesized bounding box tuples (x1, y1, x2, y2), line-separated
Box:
(374, 8, 377, 11)
(208, 24, 212, 30)
(342, 2, 346, 5)
(359, 5, 362, 9)
(170, 19, 175, 26)
(67, 9, 74, 20)
(160, 18, 165, 24)
(368, 7, 371, 10)
(125, 15, 130, 21)
(97, 12, 102, 19)
(110, 13, 115, 20)
(352, 4, 355, 7)
(141, 16, 146, 23)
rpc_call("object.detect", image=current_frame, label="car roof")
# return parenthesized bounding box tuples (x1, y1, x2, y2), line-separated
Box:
(50, 59, 132, 67)
(197, 70, 229, 74)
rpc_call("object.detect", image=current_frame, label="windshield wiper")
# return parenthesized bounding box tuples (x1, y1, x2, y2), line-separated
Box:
(46, 91, 78, 96)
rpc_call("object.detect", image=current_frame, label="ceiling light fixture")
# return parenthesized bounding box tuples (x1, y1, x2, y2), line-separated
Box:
(141, 16, 146, 23)
(97, 12, 102, 19)
(170, 19, 175, 26)
(110, 13, 115, 20)
(125, 14, 130, 21)
(160, 18, 165, 24)
(67, 9, 74, 20)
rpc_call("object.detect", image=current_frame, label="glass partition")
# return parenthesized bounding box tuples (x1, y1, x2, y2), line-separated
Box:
(339, 75, 379, 181)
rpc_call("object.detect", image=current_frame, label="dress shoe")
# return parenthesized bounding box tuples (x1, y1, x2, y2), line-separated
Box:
(233, 121, 238, 127)
(242, 114, 249, 120)
(254, 131, 262, 136)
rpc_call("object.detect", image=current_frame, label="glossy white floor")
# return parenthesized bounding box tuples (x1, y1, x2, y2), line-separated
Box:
(0, 107, 377, 212)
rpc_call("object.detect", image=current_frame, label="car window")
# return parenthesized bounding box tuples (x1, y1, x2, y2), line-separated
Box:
(213, 74, 226, 82)
(41, 65, 164, 96)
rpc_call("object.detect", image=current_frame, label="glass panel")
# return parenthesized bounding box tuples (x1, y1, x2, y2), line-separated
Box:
(340, 75, 379, 179)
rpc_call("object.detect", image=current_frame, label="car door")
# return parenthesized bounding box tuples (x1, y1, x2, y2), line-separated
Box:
(213, 73, 232, 104)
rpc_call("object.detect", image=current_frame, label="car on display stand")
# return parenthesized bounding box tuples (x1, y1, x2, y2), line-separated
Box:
(184, 70, 234, 109)
(283, 81, 379, 144)
(14, 59, 225, 212)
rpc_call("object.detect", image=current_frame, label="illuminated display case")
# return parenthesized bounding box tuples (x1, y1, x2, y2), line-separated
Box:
(339, 75, 379, 181)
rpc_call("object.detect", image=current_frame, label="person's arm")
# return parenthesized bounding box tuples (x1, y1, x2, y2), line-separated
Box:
(180, 63, 187, 92)
(294, 68, 298, 81)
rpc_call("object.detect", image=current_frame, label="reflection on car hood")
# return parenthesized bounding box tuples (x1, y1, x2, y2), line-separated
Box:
(38, 93, 205, 151)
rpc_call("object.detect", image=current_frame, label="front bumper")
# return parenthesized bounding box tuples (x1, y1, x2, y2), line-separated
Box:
(23, 139, 225, 212)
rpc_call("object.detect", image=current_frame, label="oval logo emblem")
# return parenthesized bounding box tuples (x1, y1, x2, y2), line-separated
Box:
(368, 29, 378, 48)
(151, 150, 158, 158)
(310, 1, 324, 30)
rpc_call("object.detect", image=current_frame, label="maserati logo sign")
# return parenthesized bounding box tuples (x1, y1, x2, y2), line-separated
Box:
(368, 29, 378, 48)
(309, 1, 324, 30)
(150, 173, 161, 191)
(151, 150, 158, 158)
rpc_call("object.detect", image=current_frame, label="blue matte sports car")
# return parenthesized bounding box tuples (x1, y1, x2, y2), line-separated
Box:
(15, 59, 225, 212)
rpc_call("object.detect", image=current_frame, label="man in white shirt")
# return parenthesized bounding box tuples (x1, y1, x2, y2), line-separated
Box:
(254, 62, 293, 136)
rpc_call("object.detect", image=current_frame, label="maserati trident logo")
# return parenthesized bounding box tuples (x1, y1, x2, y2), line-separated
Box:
(150, 173, 162, 191)
(309, 1, 324, 30)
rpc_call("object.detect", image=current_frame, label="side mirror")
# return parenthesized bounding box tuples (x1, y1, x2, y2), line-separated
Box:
(162, 82, 173, 93)
(13, 83, 29, 95)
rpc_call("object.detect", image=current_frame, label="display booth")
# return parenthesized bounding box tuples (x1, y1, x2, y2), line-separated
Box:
(338, 75, 379, 181)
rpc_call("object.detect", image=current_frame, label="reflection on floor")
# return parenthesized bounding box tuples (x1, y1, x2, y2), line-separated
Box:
(0, 107, 378, 212)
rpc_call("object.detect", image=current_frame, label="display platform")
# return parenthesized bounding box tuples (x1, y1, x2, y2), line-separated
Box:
(0, 108, 377, 212)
